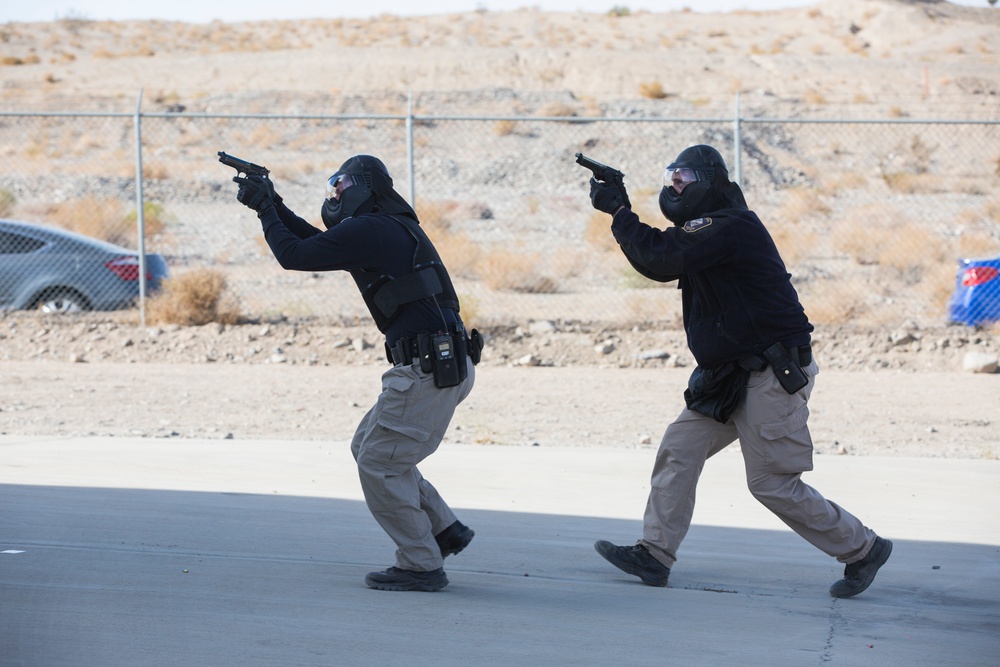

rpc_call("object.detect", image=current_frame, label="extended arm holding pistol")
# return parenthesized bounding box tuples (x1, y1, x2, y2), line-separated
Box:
(218, 151, 270, 178)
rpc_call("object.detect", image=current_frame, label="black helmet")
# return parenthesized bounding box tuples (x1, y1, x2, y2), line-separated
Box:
(321, 155, 416, 229)
(321, 155, 383, 229)
(667, 144, 726, 183)
(658, 144, 746, 225)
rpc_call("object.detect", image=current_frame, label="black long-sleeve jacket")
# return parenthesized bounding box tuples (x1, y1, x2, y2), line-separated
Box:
(611, 207, 812, 369)
(258, 202, 459, 345)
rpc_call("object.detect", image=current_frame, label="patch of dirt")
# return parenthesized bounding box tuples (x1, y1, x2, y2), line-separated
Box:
(1, 312, 997, 460)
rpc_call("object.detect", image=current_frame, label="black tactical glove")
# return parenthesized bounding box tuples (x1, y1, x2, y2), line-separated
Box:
(590, 177, 625, 215)
(234, 175, 274, 214)
(264, 176, 283, 206)
(612, 174, 631, 210)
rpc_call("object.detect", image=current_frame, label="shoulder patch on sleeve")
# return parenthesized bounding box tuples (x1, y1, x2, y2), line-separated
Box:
(682, 217, 713, 233)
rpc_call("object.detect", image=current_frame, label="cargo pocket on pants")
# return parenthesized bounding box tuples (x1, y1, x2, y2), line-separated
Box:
(759, 404, 813, 473)
(377, 373, 433, 442)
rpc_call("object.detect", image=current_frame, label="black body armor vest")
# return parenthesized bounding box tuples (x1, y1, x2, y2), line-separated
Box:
(352, 215, 460, 333)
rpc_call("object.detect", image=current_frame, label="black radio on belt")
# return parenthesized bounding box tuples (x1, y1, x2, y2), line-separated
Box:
(431, 333, 461, 388)
(416, 332, 462, 388)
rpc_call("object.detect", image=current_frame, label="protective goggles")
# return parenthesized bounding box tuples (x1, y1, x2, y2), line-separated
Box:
(326, 174, 356, 200)
(663, 167, 700, 187)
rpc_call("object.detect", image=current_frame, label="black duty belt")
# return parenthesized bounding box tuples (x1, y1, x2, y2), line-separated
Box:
(386, 329, 483, 369)
(388, 335, 424, 366)
(739, 344, 811, 372)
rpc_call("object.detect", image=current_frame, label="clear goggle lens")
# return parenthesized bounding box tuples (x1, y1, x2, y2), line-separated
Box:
(664, 167, 699, 187)
(326, 174, 355, 200)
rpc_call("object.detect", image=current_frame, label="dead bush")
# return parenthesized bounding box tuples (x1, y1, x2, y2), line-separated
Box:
(639, 81, 669, 99)
(0, 189, 15, 216)
(775, 185, 831, 221)
(800, 279, 869, 326)
(494, 119, 517, 136)
(480, 249, 558, 293)
(418, 199, 481, 279)
(147, 268, 243, 326)
(46, 196, 167, 248)
(584, 211, 619, 252)
(832, 204, 896, 265)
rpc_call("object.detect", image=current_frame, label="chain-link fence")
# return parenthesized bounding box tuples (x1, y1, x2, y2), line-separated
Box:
(2, 97, 999, 330)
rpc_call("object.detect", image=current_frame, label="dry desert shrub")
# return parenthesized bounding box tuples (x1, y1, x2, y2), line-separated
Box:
(245, 125, 284, 150)
(417, 200, 457, 233)
(0, 189, 16, 216)
(832, 204, 896, 265)
(479, 248, 558, 293)
(46, 196, 164, 247)
(768, 221, 820, 265)
(915, 261, 960, 316)
(417, 199, 481, 279)
(125, 201, 171, 237)
(956, 230, 1000, 259)
(457, 293, 480, 327)
(584, 210, 619, 253)
(775, 185, 831, 221)
(432, 232, 481, 280)
(639, 81, 669, 100)
(800, 278, 869, 326)
(819, 171, 867, 195)
(494, 119, 517, 136)
(538, 102, 578, 119)
(981, 195, 1000, 222)
(1, 54, 41, 66)
(880, 172, 952, 194)
(142, 163, 170, 180)
(626, 290, 683, 326)
(147, 268, 243, 326)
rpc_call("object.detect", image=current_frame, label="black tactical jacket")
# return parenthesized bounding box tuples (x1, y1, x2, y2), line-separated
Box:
(611, 207, 812, 369)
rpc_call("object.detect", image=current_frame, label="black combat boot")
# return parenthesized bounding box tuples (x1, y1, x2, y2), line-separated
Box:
(435, 520, 475, 558)
(594, 540, 670, 587)
(829, 536, 892, 598)
(365, 567, 449, 592)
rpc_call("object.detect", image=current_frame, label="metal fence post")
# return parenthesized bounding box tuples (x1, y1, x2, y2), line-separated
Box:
(133, 88, 148, 326)
(406, 91, 415, 208)
(733, 92, 742, 186)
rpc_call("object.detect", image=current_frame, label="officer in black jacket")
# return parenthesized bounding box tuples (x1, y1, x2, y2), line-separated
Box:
(587, 145, 891, 598)
(233, 155, 479, 592)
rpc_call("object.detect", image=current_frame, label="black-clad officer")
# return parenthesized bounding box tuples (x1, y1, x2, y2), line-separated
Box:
(233, 155, 480, 592)
(587, 144, 891, 598)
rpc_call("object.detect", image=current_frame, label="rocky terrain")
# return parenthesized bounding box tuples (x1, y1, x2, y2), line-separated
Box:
(1, 1, 999, 459)
(0, 310, 997, 372)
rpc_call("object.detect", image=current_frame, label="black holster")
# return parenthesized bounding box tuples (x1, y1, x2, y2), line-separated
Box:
(762, 342, 809, 394)
(738, 342, 811, 395)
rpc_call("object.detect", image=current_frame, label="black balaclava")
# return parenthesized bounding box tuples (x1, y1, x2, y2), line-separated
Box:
(659, 144, 748, 226)
(321, 155, 417, 229)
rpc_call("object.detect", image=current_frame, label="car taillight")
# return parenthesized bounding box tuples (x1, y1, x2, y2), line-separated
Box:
(105, 256, 141, 281)
(962, 266, 999, 287)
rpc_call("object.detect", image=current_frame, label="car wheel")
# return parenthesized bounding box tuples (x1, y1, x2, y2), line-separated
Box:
(36, 290, 88, 314)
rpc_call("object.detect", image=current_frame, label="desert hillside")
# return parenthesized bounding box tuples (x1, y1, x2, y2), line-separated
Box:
(1, 0, 998, 118)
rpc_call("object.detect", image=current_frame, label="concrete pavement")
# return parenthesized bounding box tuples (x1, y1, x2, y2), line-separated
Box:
(1, 435, 998, 666)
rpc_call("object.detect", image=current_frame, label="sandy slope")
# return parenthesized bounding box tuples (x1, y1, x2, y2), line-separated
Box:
(1, 0, 997, 116)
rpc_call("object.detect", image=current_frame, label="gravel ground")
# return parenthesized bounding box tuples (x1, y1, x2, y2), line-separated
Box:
(1, 312, 997, 460)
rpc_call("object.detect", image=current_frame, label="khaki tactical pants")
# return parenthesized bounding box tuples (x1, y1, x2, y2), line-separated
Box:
(639, 360, 876, 568)
(350, 358, 475, 572)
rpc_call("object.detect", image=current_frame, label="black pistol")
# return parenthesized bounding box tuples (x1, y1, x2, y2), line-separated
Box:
(575, 153, 624, 182)
(218, 151, 270, 177)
